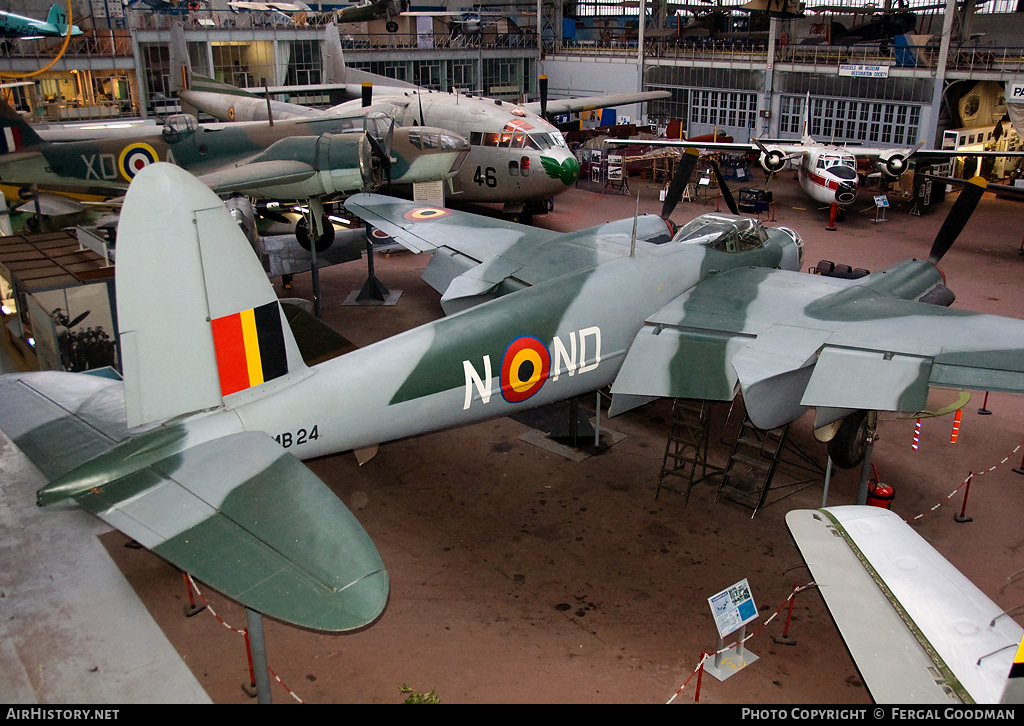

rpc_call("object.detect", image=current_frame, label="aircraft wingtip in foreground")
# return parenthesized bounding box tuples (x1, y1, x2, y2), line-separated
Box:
(788, 506, 1024, 704)
(0, 160, 1022, 632)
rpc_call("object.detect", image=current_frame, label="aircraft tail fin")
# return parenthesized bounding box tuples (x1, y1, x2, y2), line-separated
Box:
(116, 163, 309, 429)
(322, 22, 347, 85)
(46, 4, 71, 33)
(801, 91, 814, 144)
(0, 96, 45, 153)
(169, 21, 191, 94)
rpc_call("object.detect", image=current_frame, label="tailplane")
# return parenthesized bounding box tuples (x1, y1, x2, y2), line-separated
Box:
(116, 163, 308, 429)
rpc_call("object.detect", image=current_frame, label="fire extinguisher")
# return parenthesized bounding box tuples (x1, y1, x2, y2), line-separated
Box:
(866, 463, 895, 509)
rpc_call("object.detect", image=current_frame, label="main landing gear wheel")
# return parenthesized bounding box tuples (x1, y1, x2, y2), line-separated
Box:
(296, 215, 335, 253)
(386, 20, 399, 32)
(827, 410, 870, 469)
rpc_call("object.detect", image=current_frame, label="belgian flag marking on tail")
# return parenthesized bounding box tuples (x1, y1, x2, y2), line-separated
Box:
(210, 302, 288, 397)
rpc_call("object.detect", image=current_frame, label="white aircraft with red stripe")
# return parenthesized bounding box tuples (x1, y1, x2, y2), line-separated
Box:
(608, 95, 1024, 219)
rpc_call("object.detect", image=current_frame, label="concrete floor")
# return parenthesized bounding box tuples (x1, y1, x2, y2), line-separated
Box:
(3, 168, 1024, 704)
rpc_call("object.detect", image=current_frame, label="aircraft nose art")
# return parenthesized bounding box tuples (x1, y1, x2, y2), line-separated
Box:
(540, 150, 580, 187)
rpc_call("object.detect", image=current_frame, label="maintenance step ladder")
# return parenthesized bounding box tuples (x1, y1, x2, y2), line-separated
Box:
(715, 414, 825, 518)
(715, 417, 790, 518)
(656, 399, 726, 505)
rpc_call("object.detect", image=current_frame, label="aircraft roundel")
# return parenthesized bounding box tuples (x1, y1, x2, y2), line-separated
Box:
(118, 143, 159, 181)
(403, 206, 451, 221)
(500, 336, 551, 403)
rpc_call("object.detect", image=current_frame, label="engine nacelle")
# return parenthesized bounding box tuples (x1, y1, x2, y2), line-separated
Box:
(243, 133, 373, 200)
(877, 149, 912, 179)
(758, 146, 788, 174)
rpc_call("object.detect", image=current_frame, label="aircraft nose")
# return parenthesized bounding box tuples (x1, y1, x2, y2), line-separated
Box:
(836, 183, 857, 205)
(540, 149, 580, 187)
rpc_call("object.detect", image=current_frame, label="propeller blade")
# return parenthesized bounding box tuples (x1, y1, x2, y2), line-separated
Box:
(66, 310, 91, 329)
(711, 160, 739, 215)
(661, 148, 700, 219)
(539, 74, 548, 119)
(928, 176, 986, 264)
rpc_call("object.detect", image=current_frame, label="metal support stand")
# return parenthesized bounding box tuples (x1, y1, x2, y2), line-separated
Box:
(243, 608, 272, 703)
(306, 199, 324, 319)
(356, 232, 390, 303)
(705, 627, 758, 681)
(855, 435, 876, 506)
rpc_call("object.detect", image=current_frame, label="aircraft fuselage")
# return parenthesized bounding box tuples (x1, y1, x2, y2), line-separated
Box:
(227, 219, 796, 459)
(797, 147, 860, 206)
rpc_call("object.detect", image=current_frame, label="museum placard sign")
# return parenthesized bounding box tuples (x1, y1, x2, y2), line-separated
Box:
(838, 64, 890, 78)
(708, 578, 758, 639)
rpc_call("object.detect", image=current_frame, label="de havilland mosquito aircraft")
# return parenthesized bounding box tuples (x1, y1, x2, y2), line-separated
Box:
(177, 22, 670, 227)
(1, 156, 1023, 630)
(0, 97, 469, 250)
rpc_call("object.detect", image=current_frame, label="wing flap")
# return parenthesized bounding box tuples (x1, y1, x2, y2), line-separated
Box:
(610, 325, 747, 403)
(801, 347, 932, 412)
(788, 506, 1023, 704)
(76, 431, 388, 632)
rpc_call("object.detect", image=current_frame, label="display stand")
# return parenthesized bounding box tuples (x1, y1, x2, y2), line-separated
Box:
(704, 626, 759, 681)
(872, 195, 889, 224)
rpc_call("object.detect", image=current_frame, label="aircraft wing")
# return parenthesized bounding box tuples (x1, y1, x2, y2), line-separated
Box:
(345, 193, 562, 309)
(610, 265, 1024, 428)
(522, 90, 671, 117)
(787, 506, 1023, 704)
(0, 370, 388, 632)
(198, 160, 317, 195)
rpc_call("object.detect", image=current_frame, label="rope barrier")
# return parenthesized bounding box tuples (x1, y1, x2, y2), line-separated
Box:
(904, 437, 1024, 524)
(666, 581, 818, 704)
(184, 574, 305, 703)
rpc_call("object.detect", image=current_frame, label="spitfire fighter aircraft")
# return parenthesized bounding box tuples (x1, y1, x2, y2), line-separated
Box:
(2, 156, 1023, 629)
(0, 99, 469, 250)
(177, 22, 669, 225)
(0, 4, 81, 39)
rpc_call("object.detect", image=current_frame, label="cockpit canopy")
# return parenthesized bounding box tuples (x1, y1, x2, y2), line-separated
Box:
(673, 213, 767, 252)
(162, 114, 198, 141)
(816, 152, 859, 180)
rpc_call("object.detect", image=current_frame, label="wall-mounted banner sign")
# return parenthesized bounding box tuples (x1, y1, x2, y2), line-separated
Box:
(838, 64, 890, 78)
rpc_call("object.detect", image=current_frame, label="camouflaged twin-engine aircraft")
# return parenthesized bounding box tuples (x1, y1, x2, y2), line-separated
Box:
(1, 160, 1023, 631)
(0, 98, 468, 249)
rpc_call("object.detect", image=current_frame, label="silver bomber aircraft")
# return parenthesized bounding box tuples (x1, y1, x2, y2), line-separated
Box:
(1, 161, 1022, 631)
(177, 22, 670, 224)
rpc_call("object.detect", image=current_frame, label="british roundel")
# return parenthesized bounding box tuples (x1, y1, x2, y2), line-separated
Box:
(118, 143, 160, 182)
(500, 336, 551, 403)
